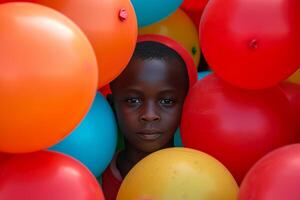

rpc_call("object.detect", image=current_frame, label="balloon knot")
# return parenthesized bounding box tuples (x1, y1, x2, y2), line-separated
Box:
(119, 8, 128, 21)
(249, 39, 258, 50)
(192, 46, 197, 55)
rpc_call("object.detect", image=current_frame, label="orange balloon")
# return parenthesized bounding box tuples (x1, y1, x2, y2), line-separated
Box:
(0, 3, 98, 153)
(35, 0, 138, 88)
(139, 9, 200, 67)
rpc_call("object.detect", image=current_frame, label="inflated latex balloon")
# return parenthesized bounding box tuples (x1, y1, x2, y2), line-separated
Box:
(50, 93, 117, 177)
(0, 151, 104, 200)
(117, 148, 238, 200)
(131, 0, 183, 27)
(0, 0, 36, 2)
(200, 0, 300, 89)
(181, 0, 209, 27)
(139, 9, 201, 66)
(198, 71, 211, 80)
(288, 68, 300, 84)
(181, 74, 297, 183)
(173, 129, 182, 147)
(280, 82, 300, 139)
(238, 144, 300, 200)
(174, 71, 212, 147)
(35, 0, 137, 88)
(0, 2, 98, 153)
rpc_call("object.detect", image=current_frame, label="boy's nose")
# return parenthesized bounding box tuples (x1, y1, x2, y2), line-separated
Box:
(140, 102, 160, 122)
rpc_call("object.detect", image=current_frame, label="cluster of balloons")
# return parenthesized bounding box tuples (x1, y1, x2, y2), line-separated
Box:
(179, 0, 300, 197)
(0, 0, 137, 198)
(50, 93, 117, 177)
(1, 0, 300, 199)
(181, 74, 297, 183)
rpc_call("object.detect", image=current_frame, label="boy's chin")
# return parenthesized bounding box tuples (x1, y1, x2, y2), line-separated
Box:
(137, 141, 174, 154)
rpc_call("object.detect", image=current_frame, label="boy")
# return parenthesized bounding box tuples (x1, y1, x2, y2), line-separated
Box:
(102, 36, 196, 200)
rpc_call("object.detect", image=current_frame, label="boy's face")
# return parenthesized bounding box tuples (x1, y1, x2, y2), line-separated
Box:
(110, 57, 188, 153)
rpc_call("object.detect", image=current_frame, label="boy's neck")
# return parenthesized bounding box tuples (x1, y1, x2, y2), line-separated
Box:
(117, 141, 173, 178)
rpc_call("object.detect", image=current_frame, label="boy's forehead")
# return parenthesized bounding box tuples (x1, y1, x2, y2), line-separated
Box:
(111, 58, 187, 90)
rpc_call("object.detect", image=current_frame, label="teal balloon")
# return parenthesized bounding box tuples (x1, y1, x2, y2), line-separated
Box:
(50, 93, 117, 177)
(198, 71, 212, 80)
(131, 0, 183, 27)
(174, 128, 183, 147)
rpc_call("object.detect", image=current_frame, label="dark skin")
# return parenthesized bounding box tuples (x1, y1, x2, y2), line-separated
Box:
(110, 57, 189, 178)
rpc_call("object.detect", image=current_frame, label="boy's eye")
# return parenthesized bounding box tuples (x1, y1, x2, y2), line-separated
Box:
(126, 98, 141, 104)
(160, 99, 175, 105)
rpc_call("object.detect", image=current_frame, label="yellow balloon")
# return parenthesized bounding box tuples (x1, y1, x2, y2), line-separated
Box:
(139, 9, 201, 67)
(288, 68, 300, 84)
(117, 148, 238, 200)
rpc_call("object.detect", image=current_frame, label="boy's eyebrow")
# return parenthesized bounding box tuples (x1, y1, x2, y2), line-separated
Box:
(122, 87, 177, 94)
(158, 88, 177, 93)
(123, 88, 144, 94)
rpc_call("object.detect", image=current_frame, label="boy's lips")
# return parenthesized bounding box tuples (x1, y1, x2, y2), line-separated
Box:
(136, 131, 162, 141)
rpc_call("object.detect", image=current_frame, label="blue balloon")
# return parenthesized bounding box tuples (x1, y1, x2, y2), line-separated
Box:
(198, 71, 212, 80)
(131, 0, 183, 27)
(174, 128, 183, 147)
(50, 93, 117, 177)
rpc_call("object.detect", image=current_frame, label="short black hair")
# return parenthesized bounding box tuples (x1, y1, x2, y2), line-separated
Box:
(132, 41, 186, 69)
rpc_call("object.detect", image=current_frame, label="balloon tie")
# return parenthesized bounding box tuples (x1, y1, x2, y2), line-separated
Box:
(119, 8, 128, 21)
(249, 39, 258, 50)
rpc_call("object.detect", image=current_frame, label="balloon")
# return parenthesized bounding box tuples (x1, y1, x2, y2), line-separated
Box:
(131, 0, 183, 27)
(117, 148, 238, 200)
(0, 151, 104, 200)
(173, 128, 182, 147)
(50, 93, 117, 177)
(181, 0, 209, 27)
(0, 152, 9, 161)
(198, 71, 211, 80)
(280, 82, 300, 139)
(139, 9, 201, 66)
(238, 144, 300, 200)
(0, 3, 98, 153)
(35, 0, 137, 88)
(200, 0, 300, 89)
(181, 74, 297, 183)
(288, 68, 300, 84)
(99, 84, 112, 97)
(0, 0, 36, 3)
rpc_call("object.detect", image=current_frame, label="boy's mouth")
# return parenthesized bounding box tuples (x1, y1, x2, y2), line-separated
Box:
(136, 131, 162, 141)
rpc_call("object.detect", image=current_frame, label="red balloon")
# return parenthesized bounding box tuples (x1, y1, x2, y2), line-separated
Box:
(0, 151, 104, 200)
(99, 84, 112, 97)
(239, 144, 300, 200)
(200, 0, 300, 89)
(180, 74, 297, 183)
(181, 0, 209, 27)
(0, 152, 8, 160)
(280, 82, 300, 139)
